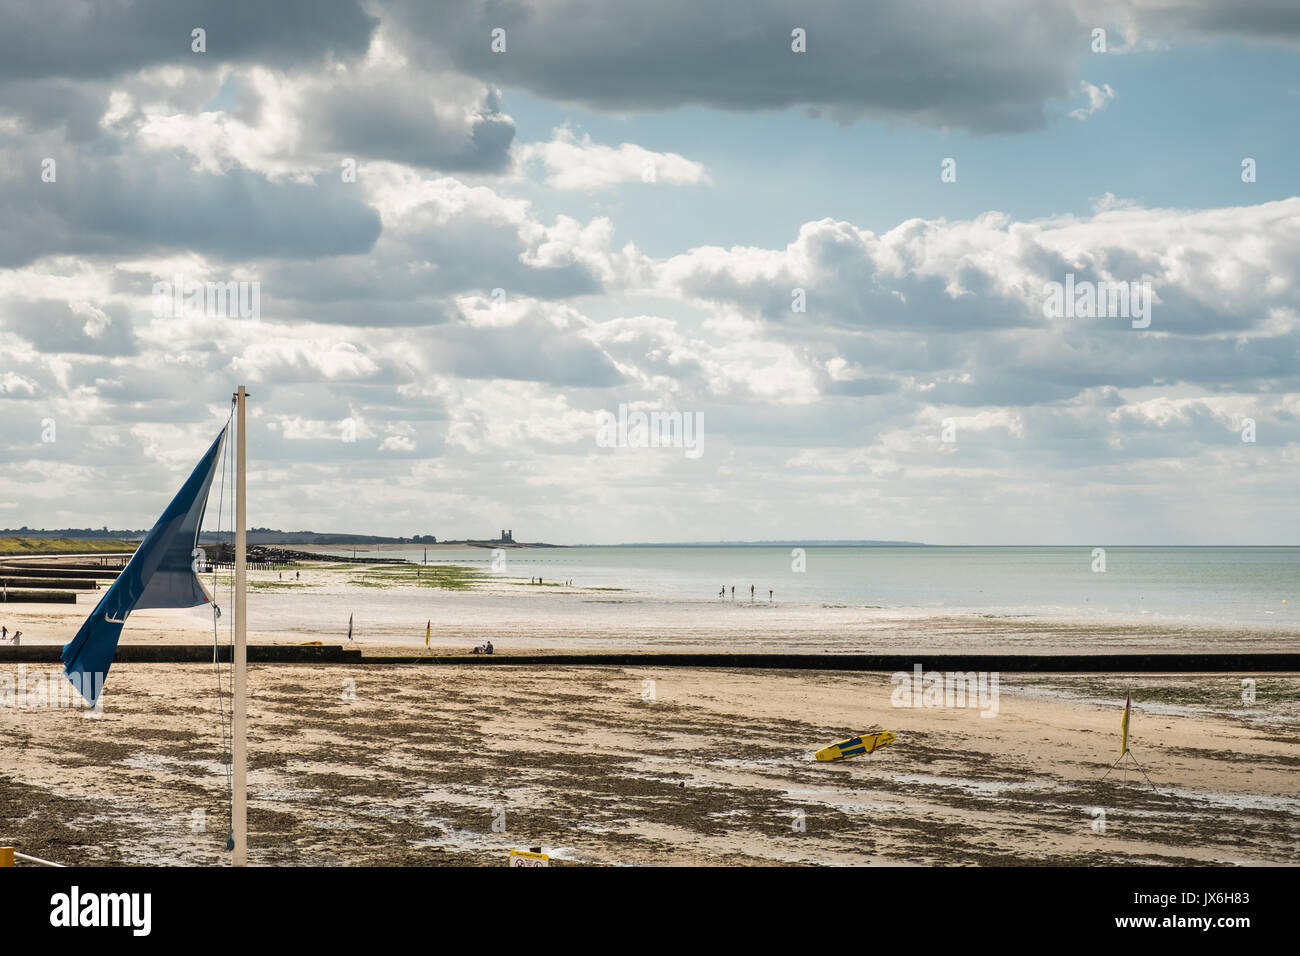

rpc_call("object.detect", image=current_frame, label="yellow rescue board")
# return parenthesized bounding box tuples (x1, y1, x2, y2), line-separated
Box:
(816, 731, 895, 761)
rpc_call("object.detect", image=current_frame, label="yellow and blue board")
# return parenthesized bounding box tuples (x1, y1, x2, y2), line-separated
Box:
(816, 731, 895, 761)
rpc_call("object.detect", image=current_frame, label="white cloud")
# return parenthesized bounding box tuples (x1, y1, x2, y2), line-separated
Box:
(517, 126, 709, 191)
(1069, 81, 1116, 120)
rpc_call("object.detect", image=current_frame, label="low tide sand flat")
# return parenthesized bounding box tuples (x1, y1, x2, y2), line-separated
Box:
(3, 556, 1298, 655)
(3, 546, 1297, 867)
(2, 666, 1296, 866)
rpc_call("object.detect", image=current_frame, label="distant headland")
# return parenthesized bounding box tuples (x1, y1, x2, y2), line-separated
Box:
(0, 527, 560, 548)
(596, 539, 928, 547)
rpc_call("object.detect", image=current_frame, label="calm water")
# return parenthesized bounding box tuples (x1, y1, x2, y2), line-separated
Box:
(314, 545, 1299, 630)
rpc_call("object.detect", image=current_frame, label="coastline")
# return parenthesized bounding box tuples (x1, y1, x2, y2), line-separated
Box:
(3, 556, 1297, 867)
(4, 558, 1299, 654)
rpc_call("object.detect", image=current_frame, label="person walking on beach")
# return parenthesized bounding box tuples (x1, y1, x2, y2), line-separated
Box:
(730, 586, 734, 599)
(769, 589, 773, 602)
(750, 584, 754, 601)
(1, 626, 7, 642)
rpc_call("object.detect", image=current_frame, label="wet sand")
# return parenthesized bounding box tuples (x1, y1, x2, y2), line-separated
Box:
(2, 665, 1296, 866)
(5, 561, 1298, 655)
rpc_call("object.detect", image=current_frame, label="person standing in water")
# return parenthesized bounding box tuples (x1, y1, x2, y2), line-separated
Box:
(750, 584, 754, 601)
(769, 589, 773, 602)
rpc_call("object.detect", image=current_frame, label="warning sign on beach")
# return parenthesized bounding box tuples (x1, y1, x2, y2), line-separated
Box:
(509, 850, 550, 867)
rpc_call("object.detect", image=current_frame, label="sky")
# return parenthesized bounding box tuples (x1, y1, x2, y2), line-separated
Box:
(1, 0, 1298, 545)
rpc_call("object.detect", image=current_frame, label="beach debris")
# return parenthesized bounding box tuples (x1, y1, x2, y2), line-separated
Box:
(815, 730, 895, 761)
(509, 849, 549, 867)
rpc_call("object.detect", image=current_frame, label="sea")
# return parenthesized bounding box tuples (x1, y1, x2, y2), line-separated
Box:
(309, 545, 1298, 633)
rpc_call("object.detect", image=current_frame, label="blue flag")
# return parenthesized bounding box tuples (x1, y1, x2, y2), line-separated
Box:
(62, 427, 228, 704)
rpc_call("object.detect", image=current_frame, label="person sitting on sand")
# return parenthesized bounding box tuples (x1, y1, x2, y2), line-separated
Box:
(484, 641, 494, 655)
(472, 644, 484, 654)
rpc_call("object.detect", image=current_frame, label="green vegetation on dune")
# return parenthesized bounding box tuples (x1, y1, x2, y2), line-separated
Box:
(0, 537, 134, 555)
(351, 563, 488, 591)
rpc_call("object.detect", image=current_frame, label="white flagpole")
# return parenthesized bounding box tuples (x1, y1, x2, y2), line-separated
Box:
(232, 386, 248, 866)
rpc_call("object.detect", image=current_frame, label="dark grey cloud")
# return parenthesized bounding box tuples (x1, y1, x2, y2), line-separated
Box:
(441, 322, 624, 387)
(1, 300, 138, 356)
(306, 84, 515, 173)
(392, 0, 1084, 134)
(0, 80, 110, 141)
(258, 214, 603, 326)
(0, 146, 382, 267)
(1143, 0, 1300, 44)
(0, 0, 377, 82)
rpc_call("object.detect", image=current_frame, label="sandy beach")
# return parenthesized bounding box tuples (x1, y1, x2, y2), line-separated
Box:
(4, 555, 1297, 867)
(3, 662, 1297, 866)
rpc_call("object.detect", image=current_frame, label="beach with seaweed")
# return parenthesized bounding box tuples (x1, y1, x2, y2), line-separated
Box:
(3, 547, 1298, 866)
(3, 662, 1297, 866)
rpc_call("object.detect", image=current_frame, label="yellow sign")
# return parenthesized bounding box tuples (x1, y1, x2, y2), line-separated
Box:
(509, 850, 549, 867)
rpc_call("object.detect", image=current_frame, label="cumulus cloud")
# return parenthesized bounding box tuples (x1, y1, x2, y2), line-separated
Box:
(517, 127, 708, 190)
(0, 0, 1296, 543)
(392, 0, 1086, 134)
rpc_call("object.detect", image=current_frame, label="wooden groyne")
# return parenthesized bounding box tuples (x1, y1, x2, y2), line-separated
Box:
(0, 644, 354, 663)
(0, 592, 77, 604)
(0, 578, 97, 591)
(0, 567, 119, 580)
(357, 651, 1300, 672)
(0, 647, 1296, 671)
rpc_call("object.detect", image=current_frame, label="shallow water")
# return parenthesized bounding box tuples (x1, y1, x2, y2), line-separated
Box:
(314, 544, 1300, 632)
